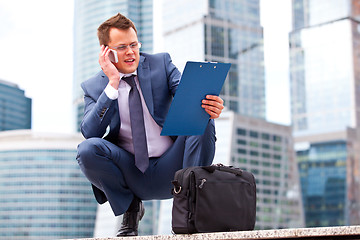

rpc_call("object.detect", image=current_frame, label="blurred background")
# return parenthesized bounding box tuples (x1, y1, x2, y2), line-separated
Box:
(0, 0, 359, 239)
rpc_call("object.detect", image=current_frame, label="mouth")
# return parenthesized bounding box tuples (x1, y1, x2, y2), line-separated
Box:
(124, 58, 135, 63)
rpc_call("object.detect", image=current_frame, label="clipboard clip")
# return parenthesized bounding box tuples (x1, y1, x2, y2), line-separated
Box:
(199, 62, 218, 68)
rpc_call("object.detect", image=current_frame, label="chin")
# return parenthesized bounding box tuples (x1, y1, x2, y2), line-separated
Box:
(117, 66, 138, 74)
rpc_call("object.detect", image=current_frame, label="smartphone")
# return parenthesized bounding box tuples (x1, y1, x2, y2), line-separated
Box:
(108, 49, 118, 63)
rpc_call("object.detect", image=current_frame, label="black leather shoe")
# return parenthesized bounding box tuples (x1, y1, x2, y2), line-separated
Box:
(116, 199, 145, 237)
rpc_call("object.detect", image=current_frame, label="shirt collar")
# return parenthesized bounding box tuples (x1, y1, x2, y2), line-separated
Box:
(120, 70, 137, 79)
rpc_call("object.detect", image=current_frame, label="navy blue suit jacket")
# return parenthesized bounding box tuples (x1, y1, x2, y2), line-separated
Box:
(80, 52, 181, 203)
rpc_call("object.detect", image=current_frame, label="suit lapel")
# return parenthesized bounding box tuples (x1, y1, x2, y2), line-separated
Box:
(137, 55, 154, 115)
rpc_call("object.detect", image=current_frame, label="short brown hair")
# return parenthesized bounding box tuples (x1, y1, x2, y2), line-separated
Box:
(97, 13, 137, 46)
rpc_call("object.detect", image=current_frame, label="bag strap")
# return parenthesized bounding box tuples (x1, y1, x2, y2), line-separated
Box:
(202, 163, 243, 176)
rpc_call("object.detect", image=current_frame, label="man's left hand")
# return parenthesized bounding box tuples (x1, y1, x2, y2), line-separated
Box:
(201, 95, 224, 119)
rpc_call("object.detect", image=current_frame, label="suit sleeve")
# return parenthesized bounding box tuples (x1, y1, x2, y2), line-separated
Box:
(164, 52, 181, 96)
(80, 81, 118, 139)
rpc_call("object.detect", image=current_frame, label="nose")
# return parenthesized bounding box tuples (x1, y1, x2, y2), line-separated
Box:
(125, 46, 135, 54)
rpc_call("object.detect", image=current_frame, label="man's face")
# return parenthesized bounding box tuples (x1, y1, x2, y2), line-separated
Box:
(108, 27, 140, 74)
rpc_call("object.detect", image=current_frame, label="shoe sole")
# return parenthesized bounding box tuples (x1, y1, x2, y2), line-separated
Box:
(138, 202, 145, 221)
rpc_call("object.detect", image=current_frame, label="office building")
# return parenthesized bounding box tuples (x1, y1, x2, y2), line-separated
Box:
(289, 0, 360, 226)
(0, 79, 31, 131)
(162, 0, 265, 119)
(290, 0, 360, 136)
(217, 111, 304, 229)
(0, 130, 97, 240)
(295, 129, 360, 227)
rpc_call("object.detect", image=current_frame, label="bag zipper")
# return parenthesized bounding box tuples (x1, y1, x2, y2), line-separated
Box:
(199, 179, 207, 189)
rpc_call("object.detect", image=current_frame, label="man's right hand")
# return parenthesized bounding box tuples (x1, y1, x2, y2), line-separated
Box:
(99, 45, 120, 89)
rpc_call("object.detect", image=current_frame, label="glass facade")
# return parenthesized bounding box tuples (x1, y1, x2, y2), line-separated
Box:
(0, 131, 97, 240)
(290, 0, 360, 137)
(163, 0, 265, 119)
(290, 0, 360, 227)
(207, 0, 265, 117)
(0, 80, 31, 131)
(297, 141, 347, 227)
(290, 18, 355, 136)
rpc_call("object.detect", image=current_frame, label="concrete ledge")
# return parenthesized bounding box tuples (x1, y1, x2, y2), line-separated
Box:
(70, 225, 360, 240)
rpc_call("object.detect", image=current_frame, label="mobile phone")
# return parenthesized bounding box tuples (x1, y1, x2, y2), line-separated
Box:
(108, 49, 118, 63)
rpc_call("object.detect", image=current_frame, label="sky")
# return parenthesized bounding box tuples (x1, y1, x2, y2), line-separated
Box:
(0, 0, 74, 133)
(0, 0, 292, 134)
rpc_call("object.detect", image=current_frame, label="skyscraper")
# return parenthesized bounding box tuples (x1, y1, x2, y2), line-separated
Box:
(0, 79, 31, 131)
(162, 0, 265, 118)
(289, 0, 360, 226)
(0, 130, 97, 240)
(290, 0, 360, 137)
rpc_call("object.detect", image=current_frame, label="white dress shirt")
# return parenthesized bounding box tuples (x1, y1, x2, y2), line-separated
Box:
(104, 71, 173, 157)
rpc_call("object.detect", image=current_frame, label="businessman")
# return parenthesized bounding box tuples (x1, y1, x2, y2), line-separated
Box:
(77, 13, 224, 237)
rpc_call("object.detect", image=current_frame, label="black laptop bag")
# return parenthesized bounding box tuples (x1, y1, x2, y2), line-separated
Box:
(171, 164, 256, 234)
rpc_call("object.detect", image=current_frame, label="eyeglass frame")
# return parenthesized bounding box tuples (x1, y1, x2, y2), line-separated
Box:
(108, 42, 142, 52)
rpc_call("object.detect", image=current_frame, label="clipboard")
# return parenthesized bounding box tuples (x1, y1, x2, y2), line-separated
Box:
(161, 61, 231, 136)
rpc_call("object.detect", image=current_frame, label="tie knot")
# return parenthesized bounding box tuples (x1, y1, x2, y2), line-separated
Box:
(122, 75, 136, 88)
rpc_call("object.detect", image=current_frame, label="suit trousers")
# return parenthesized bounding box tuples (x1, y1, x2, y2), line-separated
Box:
(76, 120, 216, 216)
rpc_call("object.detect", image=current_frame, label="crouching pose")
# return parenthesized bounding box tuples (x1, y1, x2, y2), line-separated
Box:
(77, 13, 224, 237)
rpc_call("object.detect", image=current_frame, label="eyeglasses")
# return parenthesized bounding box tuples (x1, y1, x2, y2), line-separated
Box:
(109, 42, 142, 52)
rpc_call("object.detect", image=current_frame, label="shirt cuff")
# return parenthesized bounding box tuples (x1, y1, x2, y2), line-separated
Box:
(104, 84, 118, 100)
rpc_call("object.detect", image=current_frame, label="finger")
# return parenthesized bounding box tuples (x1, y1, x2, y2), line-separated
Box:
(100, 47, 112, 65)
(204, 108, 220, 119)
(99, 45, 107, 62)
(206, 95, 224, 104)
(99, 45, 104, 58)
(202, 104, 222, 113)
(103, 46, 110, 57)
(202, 99, 224, 110)
(202, 104, 223, 119)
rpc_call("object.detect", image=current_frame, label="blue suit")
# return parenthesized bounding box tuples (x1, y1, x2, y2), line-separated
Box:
(77, 52, 216, 215)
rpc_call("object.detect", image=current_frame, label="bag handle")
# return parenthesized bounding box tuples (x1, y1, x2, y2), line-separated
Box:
(202, 163, 243, 176)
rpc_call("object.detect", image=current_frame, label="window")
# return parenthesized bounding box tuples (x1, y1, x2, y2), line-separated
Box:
(250, 151, 258, 156)
(211, 26, 225, 57)
(250, 159, 259, 165)
(250, 131, 258, 138)
(273, 146, 282, 151)
(237, 128, 247, 136)
(262, 143, 270, 149)
(261, 133, 270, 140)
(238, 148, 247, 154)
(273, 135, 282, 142)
